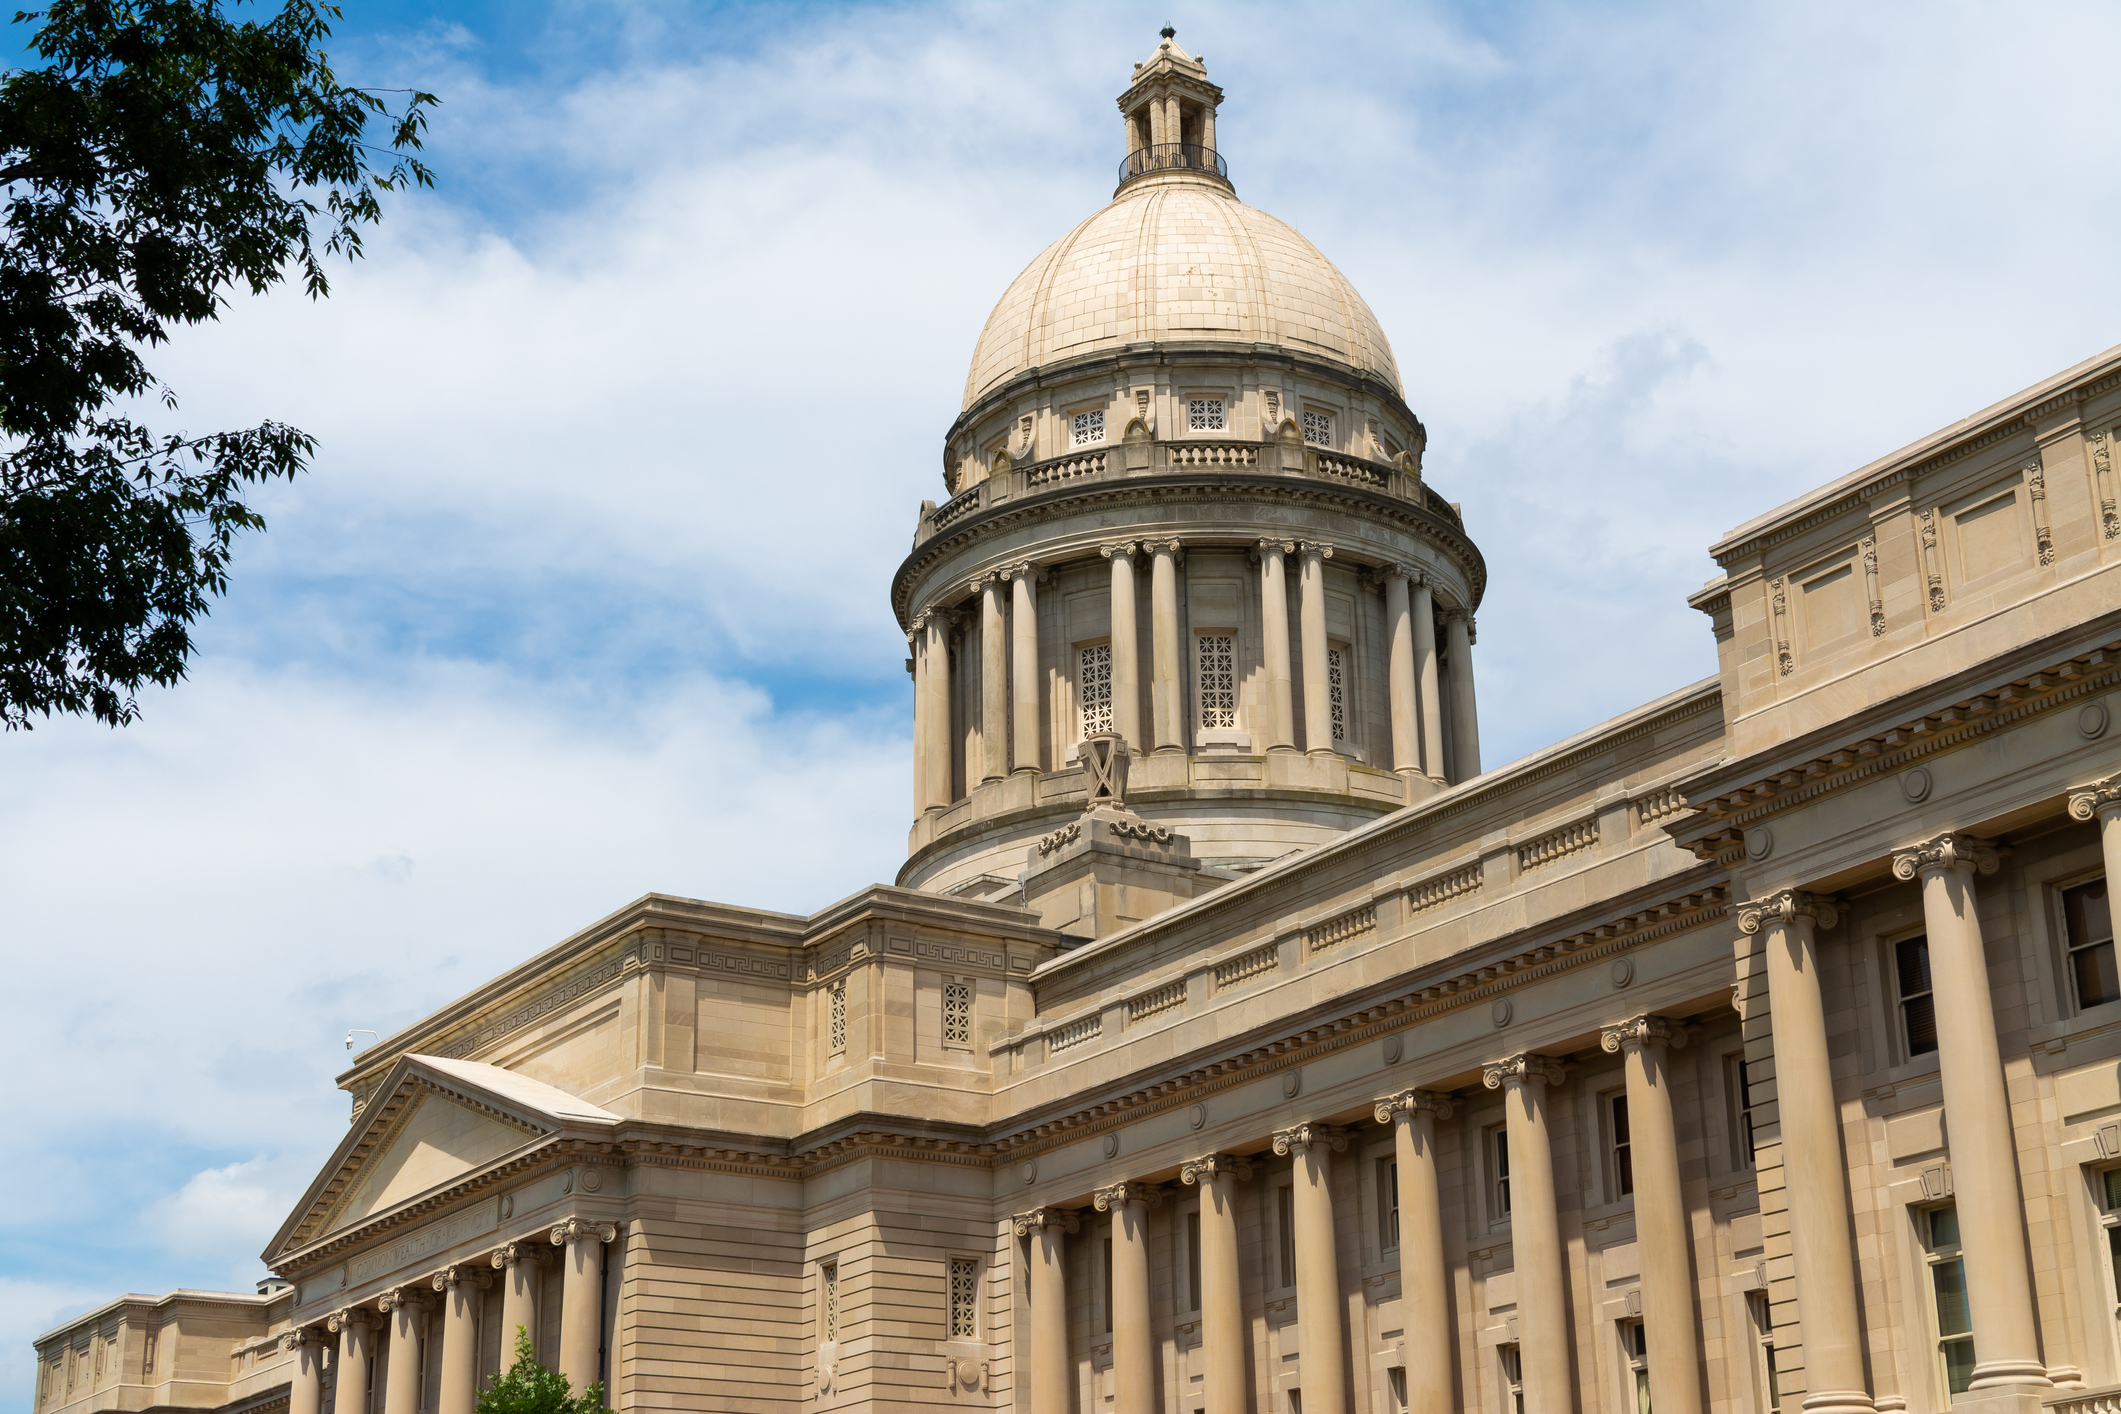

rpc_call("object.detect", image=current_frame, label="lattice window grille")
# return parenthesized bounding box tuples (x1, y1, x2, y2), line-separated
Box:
(948, 1258, 979, 1339)
(1079, 643, 1113, 737)
(1197, 634, 1236, 728)
(1327, 647, 1347, 741)
(942, 981, 972, 1046)
(828, 979, 847, 1054)
(1303, 410, 1333, 446)
(1071, 409, 1105, 447)
(1187, 397, 1226, 431)
(822, 1262, 839, 1340)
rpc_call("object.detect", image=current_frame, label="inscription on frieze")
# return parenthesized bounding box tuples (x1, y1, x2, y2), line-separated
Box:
(346, 1199, 498, 1285)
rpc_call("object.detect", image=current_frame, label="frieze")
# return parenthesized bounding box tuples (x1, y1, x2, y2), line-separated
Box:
(436, 955, 628, 1061)
(914, 940, 1008, 971)
(347, 1199, 498, 1285)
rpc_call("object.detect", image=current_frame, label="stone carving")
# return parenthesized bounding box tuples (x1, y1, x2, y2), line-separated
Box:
(280, 1328, 324, 1354)
(1372, 1088, 1453, 1125)
(1092, 1180, 1163, 1211)
(1178, 1152, 1252, 1184)
(1890, 831, 2000, 880)
(1734, 889, 1839, 934)
(1109, 818, 1172, 843)
(2068, 775, 2121, 823)
(1863, 536, 1885, 635)
(490, 1240, 546, 1271)
(1481, 1053, 1565, 1090)
(1920, 508, 1946, 611)
(1270, 1122, 1348, 1155)
(2091, 428, 2119, 539)
(326, 1308, 374, 1334)
(1599, 1014, 1685, 1054)
(1098, 540, 1138, 562)
(1077, 733, 1130, 809)
(1770, 577, 1792, 675)
(549, 1217, 618, 1248)
(375, 1286, 431, 1315)
(1036, 821, 1080, 856)
(2026, 457, 2055, 565)
(1011, 1207, 1080, 1237)
(432, 1263, 491, 1292)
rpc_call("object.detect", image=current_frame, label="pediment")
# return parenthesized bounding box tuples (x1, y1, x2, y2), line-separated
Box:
(325, 1091, 537, 1232)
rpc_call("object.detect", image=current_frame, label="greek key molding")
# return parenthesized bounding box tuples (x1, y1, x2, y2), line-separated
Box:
(1890, 831, 2001, 881)
(1091, 1181, 1164, 1211)
(1482, 1053, 1565, 1090)
(1011, 1207, 1081, 1237)
(1733, 889, 1839, 934)
(1178, 1153, 1253, 1185)
(2069, 775, 2121, 822)
(1271, 1122, 1348, 1155)
(1599, 1014, 1686, 1055)
(1373, 1088, 1454, 1125)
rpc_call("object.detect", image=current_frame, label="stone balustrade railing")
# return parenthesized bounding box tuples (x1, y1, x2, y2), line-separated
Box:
(2045, 1387, 2121, 1414)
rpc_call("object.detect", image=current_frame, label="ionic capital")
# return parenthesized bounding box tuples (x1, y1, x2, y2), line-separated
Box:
(1890, 831, 2000, 882)
(280, 1327, 327, 1354)
(1734, 889, 1839, 935)
(965, 571, 1001, 597)
(490, 1240, 547, 1271)
(1373, 1088, 1454, 1125)
(1091, 1180, 1164, 1212)
(432, 1263, 492, 1293)
(1379, 562, 1422, 586)
(2069, 775, 2121, 823)
(1177, 1152, 1253, 1186)
(375, 1286, 431, 1315)
(550, 1217, 618, 1248)
(1599, 1014, 1687, 1056)
(1271, 1122, 1349, 1156)
(1443, 609, 1476, 642)
(1142, 537, 1184, 561)
(1481, 1053, 1565, 1091)
(1254, 537, 1295, 560)
(1001, 560, 1043, 586)
(1099, 540, 1138, 562)
(326, 1308, 375, 1335)
(1011, 1206, 1081, 1237)
(1295, 539, 1335, 564)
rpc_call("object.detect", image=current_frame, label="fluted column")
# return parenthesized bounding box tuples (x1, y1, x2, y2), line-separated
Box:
(551, 1218, 616, 1394)
(433, 1265, 489, 1414)
(490, 1240, 542, 1363)
(1601, 1017, 1704, 1414)
(1735, 892, 1874, 1414)
(1412, 578, 1444, 781)
(1382, 569, 1419, 787)
(1442, 611, 1479, 781)
(921, 611, 952, 810)
(978, 574, 1008, 783)
(1147, 539, 1184, 752)
(1009, 564, 1041, 773)
(329, 1310, 375, 1414)
(1273, 1123, 1349, 1414)
(1014, 1207, 1079, 1414)
(376, 1287, 429, 1414)
(284, 1329, 326, 1414)
(1483, 1055, 1571, 1414)
(1374, 1091, 1453, 1414)
(1179, 1154, 1252, 1414)
(1258, 539, 1295, 751)
(1103, 542, 1142, 748)
(1891, 835, 2050, 1390)
(1297, 541, 1334, 753)
(1094, 1182, 1161, 1414)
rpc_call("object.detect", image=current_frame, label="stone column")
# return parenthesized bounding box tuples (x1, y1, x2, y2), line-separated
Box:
(979, 574, 1008, 784)
(490, 1241, 541, 1363)
(376, 1288, 428, 1414)
(910, 615, 929, 816)
(1010, 564, 1041, 774)
(285, 1329, 326, 1414)
(1014, 1208, 1079, 1414)
(550, 1218, 616, 1394)
(921, 612, 952, 810)
(1735, 892, 1875, 1414)
(1148, 540, 1184, 753)
(1442, 611, 1480, 782)
(1093, 1182, 1161, 1414)
(1273, 1123, 1350, 1414)
(1201, 103, 1216, 157)
(1891, 835, 2050, 1390)
(1179, 1154, 1252, 1414)
(1412, 578, 1445, 782)
(1103, 542, 1141, 749)
(1297, 541, 1334, 754)
(1601, 1017, 1705, 1414)
(433, 1265, 489, 1414)
(1374, 1091, 1453, 1414)
(329, 1310, 375, 1414)
(1482, 1055, 1571, 1414)
(1258, 540, 1295, 751)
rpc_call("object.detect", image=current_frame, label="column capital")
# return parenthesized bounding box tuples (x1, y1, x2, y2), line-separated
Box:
(1379, 562, 1422, 585)
(1373, 1087, 1454, 1124)
(280, 1327, 328, 1354)
(1177, 1152, 1253, 1185)
(1271, 1121, 1349, 1155)
(1254, 536, 1295, 560)
(965, 571, 1001, 597)
(1011, 1206, 1081, 1237)
(1091, 1180, 1164, 1211)
(1443, 608, 1476, 642)
(326, 1308, 376, 1335)
(1001, 559, 1044, 585)
(375, 1286, 432, 1314)
(432, 1264, 492, 1293)
(490, 1239, 548, 1270)
(1482, 1053, 1566, 1091)
(1890, 831, 2001, 882)
(1734, 888, 1840, 934)
(1099, 540, 1138, 561)
(1295, 539, 1334, 564)
(549, 1216, 618, 1247)
(1599, 1013, 1688, 1055)
(2069, 775, 2121, 822)
(1142, 537, 1184, 559)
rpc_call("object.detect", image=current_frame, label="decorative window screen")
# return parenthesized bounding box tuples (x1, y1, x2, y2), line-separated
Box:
(822, 1262, 839, 1340)
(1327, 647, 1347, 741)
(1197, 634, 1236, 728)
(942, 981, 971, 1046)
(948, 1258, 979, 1339)
(1302, 410, 1332, 446)
(1079, 643, 1113, 736)
(1187, 397, 1226, 431)
(1071, 409, 1105, 447)
(828, 979, 847, 1054)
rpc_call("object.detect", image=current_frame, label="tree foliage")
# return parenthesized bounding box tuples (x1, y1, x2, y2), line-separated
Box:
(0, 0, 434, 728)
(476, 1329, 610, 1414)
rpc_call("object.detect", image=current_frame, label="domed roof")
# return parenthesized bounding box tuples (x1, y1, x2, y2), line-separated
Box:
(962, 176, 1403, 412)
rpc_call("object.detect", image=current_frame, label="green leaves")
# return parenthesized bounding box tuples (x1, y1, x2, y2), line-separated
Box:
(476, 1329, 611, 1414)
(0, 0, 437, 728)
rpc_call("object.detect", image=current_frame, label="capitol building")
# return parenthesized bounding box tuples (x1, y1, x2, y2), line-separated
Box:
(34, 28, 2121, 1414)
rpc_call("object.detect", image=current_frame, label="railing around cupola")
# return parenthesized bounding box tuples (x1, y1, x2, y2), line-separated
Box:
(1117, 143, 1229, 189)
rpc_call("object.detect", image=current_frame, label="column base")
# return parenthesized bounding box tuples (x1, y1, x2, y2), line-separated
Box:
(1151, 744, 1186, 755)
(1011, 765, 1040, 775)
(1265, 744, 1300, 754)
(1969, 1358, 2055, 1391)
(1800, 1391, 1877, 1414)
(1306, 747, 1338, 759)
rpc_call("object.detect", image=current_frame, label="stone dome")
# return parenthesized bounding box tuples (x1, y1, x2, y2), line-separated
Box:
(961, 175, 1403, 412)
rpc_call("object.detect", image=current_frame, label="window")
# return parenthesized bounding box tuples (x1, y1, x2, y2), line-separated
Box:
(2065, 879, 2119, 1008)
(1387, 1367, 1408, 1413)
(948, 1257, 979, 1339)
(1278, 1186, 1298, 1287)
(1746, 1291, 1779, 1412)
(1611, 1093, 1635, 1198)
(1922, 1205, 1974, 1396)
(942, 980, 971, 1046)
(1895, 935, 1938, 1057)
(1187, 397, 1226, 432)
(1379, 1159, 1400, 1252)
(1326, 647, 1347, 742)
(1302, 409, 1332, 446)
(1185, 1210, 1202, 1312)
(822, 1261, 839, 1340)
(1197, 634, 1236, 729)
(828, 979, 847, 1055)
(1730, 1055, 1759, 1170)
(1498, 1344, 1525, 1414)
(2096, 1168, 2121, 1304)
(1072, 409, 1105, 447)
(1079, 643, 1113, 737)
(1620, 1320, 1650, 1414)
(1493, 1128, 1512, 1220)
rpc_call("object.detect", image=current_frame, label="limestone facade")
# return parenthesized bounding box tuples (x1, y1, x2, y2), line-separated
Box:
(33, 27, 2121, 1414)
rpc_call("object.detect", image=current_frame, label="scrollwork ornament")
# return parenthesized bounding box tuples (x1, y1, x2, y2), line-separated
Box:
(1890, 831, 2000, 881)
(549, 1217, 618, 1248)
(1733, 889, 1839, 935)
(432, 1263, 491, 1293)
(280, 1328, 325, 1355)
(2069, 776, 2121, 823)
(1099, 540, 1138, 562)
(375, 1286, 430, 1315)
(1091, 1181, 1163, 1212)
(326, 1308, 374, 1335)
(1372, 1088, 1454, 1125)
(1598, 1014, 1686, 1055)
(1011, 1206, 1080, 1238)
(1178, 1153, 1253, 1186)
(1271, 1122, 1348, 1156)
(1481, 1053, 1565, 1091)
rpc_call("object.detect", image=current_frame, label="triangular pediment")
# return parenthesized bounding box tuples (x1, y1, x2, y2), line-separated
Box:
(325, 1091, 537, 1232)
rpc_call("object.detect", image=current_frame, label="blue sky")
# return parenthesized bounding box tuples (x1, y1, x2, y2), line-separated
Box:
(6, 0, 2121, 1403)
